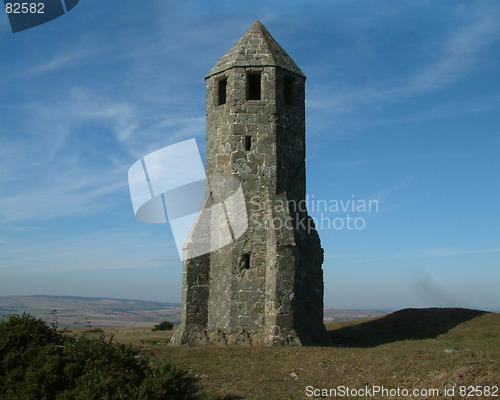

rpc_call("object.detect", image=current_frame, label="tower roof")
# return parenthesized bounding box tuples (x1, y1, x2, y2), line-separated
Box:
(206, 20, 305, 79)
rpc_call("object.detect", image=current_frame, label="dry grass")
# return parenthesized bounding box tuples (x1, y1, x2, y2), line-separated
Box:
(68, 309, 499, 400)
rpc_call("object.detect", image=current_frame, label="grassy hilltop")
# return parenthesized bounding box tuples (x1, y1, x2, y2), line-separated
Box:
(76, 308, 499, 400)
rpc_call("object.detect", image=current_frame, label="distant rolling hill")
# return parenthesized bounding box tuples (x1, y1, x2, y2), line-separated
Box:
(0, 295, 386, 327)
(323, 308, 386, 321)
(0, 295, 181, 327)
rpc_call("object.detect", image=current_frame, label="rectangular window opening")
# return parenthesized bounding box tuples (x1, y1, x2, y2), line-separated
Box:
(247, 73, 261, 100)
(244, 135, 252, 151)
(218, 78, 227, 105)
(284, 76, 294, 105)
(241, 253, 250, 269)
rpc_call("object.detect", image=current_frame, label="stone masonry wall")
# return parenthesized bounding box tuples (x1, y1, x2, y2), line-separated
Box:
(171, 21, 329, 346)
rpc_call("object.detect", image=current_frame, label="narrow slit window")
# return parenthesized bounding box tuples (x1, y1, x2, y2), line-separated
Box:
(245, 135, 251, 151)
(218, 78, 227, 105)
(241, 253, 250, 269)
(247, 73, 261, 100)
(284, 76, 294, 105)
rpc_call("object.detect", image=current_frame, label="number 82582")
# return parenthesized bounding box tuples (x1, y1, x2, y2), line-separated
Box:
(5, 2, 45, 14)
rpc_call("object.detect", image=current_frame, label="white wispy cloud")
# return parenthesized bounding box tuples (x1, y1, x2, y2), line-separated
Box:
(0, 93, 129, 222)
(418, 247, 500, 258)
(0, 43, 102, 89)
(0, 68, 205, 222)
(326, 246, 500, 261)
(0, 228, 180, 272)
(307, 5, 500, 115)
(8, 225, 47, 232)
(406, 7, 500, 93)
(0, 165, 127, 222)
(369, 175, 417, 206)
(22, 50, 92, 78)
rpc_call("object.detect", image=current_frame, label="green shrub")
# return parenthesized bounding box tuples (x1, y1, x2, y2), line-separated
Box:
(152, 320, 174, 331)
(0, 313, 198, 400)
(84, 327, 104, 334)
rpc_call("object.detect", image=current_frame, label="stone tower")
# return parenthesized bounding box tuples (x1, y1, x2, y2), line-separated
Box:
(172, 21, 328, 346)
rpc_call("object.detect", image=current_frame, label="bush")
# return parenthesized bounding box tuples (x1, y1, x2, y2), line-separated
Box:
(84, 327, 104, 334)
(0, 313, 198, 400)
(152, 320, 174, 331)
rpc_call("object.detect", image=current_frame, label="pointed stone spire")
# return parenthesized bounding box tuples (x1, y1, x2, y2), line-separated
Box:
(206, 20, 305, 79)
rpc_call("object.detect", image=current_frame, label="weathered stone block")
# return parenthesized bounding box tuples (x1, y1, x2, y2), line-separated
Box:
(230, 124, 245, 135)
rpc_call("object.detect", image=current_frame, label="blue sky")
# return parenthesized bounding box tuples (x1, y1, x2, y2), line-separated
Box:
(0, 0, 499, 311)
